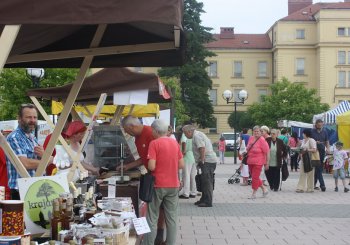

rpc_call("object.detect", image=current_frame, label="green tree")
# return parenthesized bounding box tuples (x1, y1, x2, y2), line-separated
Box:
(158, 0, 216, 128)
(161, 77, 190, 126)
(248, 78, 329, 128)
(0, 68, 78, 120)
(228, 111, 255, 132)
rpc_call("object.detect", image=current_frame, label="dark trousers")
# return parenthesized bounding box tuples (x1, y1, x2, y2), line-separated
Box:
(314, 144, 325, 188)
(290, 153, 299, 171)
(265, 166, 281, 191)
(199, 162, 216, 205)
(10, 189, 20, 200)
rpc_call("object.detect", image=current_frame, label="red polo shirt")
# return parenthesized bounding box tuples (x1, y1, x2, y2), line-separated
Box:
(135, 126, 154, 168)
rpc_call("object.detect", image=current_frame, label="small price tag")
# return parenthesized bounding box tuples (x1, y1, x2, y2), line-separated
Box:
(132, 217, 151, 235)
(107, 178, 116, 198)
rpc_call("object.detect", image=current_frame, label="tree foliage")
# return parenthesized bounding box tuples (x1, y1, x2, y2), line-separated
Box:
(0, 68, 78, 120)
(247, 78, 329, 128)
(228, 111, 255, 132)
(158, 0, 216, 128)
(162, 77, 190, 126)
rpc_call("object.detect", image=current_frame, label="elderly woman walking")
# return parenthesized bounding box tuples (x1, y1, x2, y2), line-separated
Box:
(142, 119, 184, 245)
(296, 129, 316, 193)
(265, 129, 287, 191)
(246, 126, 270, 199)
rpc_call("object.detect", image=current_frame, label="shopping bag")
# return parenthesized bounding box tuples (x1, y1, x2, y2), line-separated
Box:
(281, 159, 289, 181)
(195, 173, 202, 192)
(310, 151, 321, 167)
(139, 173, 155, 203)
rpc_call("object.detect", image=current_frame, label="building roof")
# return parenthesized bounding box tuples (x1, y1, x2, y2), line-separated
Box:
(205, 34, 272, 49)
(281, 2, 350, 22)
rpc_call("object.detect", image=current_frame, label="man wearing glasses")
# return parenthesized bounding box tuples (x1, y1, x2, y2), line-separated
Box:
(6, 104, 52, 200)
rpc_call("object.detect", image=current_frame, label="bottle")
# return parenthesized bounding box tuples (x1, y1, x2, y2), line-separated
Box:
(63, 197, 74, 230)
(51, 199, 62, 241)
(94, 182, 103, 211)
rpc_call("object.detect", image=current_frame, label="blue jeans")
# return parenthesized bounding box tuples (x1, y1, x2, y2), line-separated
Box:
(198, 162, 216, 205)
(314, 144, 325, 188)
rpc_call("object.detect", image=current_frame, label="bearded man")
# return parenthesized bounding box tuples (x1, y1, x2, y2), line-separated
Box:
(6, 103, 51, 200)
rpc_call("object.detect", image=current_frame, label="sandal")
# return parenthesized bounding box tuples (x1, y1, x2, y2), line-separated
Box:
(295, 189, 304, 193)
(262, 190, 269, 197)
(248, 194, 256, 199)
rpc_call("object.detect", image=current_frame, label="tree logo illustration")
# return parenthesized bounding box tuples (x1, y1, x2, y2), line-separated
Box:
(24, 179, 64, 229)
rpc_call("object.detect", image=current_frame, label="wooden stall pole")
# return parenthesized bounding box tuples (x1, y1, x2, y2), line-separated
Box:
(29, 96, 84, 170)
(35, 24, 107, 177)
(110, 105, 125, 126)
(0, 132, 30, 178)
(0, 25, 20, 72)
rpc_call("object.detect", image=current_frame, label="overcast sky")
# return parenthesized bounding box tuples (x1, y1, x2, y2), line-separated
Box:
(199, 0, 343, 34)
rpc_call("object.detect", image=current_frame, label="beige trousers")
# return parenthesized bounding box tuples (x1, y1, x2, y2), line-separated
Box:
(296, 163, 315, 192)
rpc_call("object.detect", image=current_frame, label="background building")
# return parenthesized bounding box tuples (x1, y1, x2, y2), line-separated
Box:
(137, 0, 350, 141)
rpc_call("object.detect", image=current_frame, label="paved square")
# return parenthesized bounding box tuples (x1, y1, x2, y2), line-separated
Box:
(177, 157, 350, 245)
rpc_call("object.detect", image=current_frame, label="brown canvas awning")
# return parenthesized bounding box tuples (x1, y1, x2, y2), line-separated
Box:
(27, 68, 172, 104)
(0, 0, 185, 68)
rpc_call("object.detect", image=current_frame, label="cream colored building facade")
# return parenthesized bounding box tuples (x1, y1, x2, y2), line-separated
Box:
(135, 1, 350, 141)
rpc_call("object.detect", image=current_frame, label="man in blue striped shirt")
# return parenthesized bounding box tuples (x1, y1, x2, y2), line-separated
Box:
(6, 103, 51, 200)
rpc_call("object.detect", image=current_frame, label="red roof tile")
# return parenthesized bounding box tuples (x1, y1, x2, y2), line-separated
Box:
(205, 34, 272, 49)
(281, 2, 350, 21)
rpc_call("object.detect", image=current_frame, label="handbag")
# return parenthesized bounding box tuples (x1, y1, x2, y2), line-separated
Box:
(242, 137, 260, 165)
(281, 159, 289, 181)
(139, 172, 155, 203)
(195, 170, 202, 192)
(302, 151, 313, 173)
(310, 150, 321, 167)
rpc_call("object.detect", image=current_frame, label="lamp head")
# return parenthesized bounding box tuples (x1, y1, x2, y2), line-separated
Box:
(222, 90, 233, 101)
(238, 89, 248, 100)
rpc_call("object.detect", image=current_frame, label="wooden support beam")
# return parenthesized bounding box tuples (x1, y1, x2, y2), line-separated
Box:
(29, 96, 84, 170)
(0, 133, 30, 178)
(110, 105, 125, 126)
(7, 41, 175, 64)
(35, 24, 107, 177)
(0, 25, 20, 72)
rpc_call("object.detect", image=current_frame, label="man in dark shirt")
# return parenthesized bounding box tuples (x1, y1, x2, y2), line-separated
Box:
(311, 119, 329, 192)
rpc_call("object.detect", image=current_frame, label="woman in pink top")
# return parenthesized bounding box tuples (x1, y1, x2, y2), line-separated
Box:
(288, 132, 300, 172)
(246, 125, 270, 199)
(218, 136, 226, 164)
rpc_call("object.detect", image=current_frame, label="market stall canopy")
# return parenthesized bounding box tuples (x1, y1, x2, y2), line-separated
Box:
(52, 101, 160, 118)
(27, 68, 172, 104)
(336, 110, 350, 149)
(312, 101, 350, 124)
(0, 0, 185, 68)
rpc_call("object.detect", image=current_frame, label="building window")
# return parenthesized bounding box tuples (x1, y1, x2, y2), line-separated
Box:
(338, 71, 346, 87)
(258, 61, 267, 77)
(209, 89, 217, 105)
(296, 58, 305, 75)
(134, 67, 143, 72)
(208, 117, 217, 134)
(348, 51, 350, 64)
(338, 51, 346, 65)
(208, 61, 217, 77)
(258, 89, 268, 102)
(233, 61, 242, 77)
(348, 71, 350, 87)
(338, 27, 346, 36)
(296, 29, 305, 39)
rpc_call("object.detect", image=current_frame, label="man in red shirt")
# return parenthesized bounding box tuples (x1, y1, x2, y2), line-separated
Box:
(143, 119, 184, 245)
(120, 115, 165, 244)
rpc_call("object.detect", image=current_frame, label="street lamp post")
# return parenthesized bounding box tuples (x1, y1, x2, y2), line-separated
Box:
(222, 89, 248, 164)
(26, 68, 45, 88)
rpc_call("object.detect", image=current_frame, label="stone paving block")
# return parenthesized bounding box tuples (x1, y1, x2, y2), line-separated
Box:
(196, 238, 228, 245)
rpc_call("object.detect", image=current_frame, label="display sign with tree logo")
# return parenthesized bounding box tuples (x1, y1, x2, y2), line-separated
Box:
(18, 173, 69, 234)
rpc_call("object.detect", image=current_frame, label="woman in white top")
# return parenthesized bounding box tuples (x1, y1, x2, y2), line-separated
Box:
(296, 129, 316, 193)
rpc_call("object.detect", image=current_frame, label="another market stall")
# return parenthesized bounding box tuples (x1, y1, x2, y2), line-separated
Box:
(0, 0, 184, 242)
(336, 110, 350, 149)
